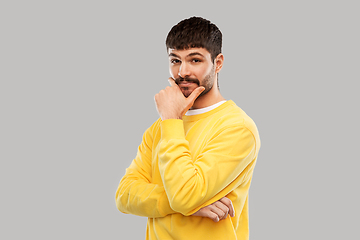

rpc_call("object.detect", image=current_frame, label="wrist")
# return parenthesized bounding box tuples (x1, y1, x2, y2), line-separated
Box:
(161, 114, 182, 120)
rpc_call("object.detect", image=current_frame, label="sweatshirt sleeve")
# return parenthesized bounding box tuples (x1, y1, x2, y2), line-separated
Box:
(158, 119, 257, 216)
(115, 123, 176, 218)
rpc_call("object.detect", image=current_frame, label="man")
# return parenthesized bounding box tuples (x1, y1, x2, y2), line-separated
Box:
(115, 16, 260, 240)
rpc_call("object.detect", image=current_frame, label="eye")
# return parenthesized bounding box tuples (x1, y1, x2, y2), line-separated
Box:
(170, 59, 180, 64)
(192, 58, 201, 63)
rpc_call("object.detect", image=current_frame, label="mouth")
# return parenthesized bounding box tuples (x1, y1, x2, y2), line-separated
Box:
(175, 77, 200, 87)
(177, 81, 197, 87)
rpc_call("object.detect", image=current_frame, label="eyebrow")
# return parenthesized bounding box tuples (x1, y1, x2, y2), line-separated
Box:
(168, 52, 205, 58)
(188, 52, 205, 58)
(169, 53, 180, 58)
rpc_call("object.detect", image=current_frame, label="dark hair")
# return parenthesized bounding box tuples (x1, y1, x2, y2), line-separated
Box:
(166, 16, 222, 61)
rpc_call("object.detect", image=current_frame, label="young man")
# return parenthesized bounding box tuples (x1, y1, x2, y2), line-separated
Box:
(115, 16, 260, 240)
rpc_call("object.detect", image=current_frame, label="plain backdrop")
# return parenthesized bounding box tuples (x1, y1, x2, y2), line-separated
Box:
(1, 0, 359, 239)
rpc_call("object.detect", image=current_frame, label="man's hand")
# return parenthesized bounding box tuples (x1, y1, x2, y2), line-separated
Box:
(191, 197, 235, 222)
(154, 78, 205, 120)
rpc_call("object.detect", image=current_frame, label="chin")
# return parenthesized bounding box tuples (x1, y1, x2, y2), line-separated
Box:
(180, 88, 193, 98)
(182, 92, 192, 98)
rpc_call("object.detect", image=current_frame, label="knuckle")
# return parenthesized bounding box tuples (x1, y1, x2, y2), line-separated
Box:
(222, 198, 231, 205)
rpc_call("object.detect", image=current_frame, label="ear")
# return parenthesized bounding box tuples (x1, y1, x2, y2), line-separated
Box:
(214, 53, 224, 74)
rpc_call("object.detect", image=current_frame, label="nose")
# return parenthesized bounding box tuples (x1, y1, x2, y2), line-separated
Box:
(178, 62, 191, 78)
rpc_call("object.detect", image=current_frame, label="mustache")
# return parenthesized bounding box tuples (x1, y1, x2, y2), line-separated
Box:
(174, 77, 200, 85)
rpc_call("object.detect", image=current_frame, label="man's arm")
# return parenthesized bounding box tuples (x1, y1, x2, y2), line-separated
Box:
(115, 121, 176, 218)
(115, 121, 233, 221)
(158, 120, 256, 215)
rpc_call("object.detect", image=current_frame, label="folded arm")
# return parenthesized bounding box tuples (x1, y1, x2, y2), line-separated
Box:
(158, 119, 257, 216)
(115, 123, 176, 218)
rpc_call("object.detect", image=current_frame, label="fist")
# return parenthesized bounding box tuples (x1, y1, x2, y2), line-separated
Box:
(154, 78, 204, 120)
(192, 197, 235, 222)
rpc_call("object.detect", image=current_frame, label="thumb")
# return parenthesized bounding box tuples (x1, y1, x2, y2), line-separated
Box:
(187, 86, 205, 103)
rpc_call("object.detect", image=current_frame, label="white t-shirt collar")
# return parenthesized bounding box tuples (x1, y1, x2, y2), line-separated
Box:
(185, 100, 227, 116)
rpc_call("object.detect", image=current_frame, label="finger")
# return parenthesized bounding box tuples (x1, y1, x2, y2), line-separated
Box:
(207, 211, 220, 222)
(220, 197, 235, 217)
(186, 86, 205, 103)
(213, 201, 229, 220)
(168, 77, 177, 87)
(208, 205, 226, 221)
(195, 208, 219, 222)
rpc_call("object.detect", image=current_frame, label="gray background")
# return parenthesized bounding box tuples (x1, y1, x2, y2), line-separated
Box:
(1, 0, 359, 239)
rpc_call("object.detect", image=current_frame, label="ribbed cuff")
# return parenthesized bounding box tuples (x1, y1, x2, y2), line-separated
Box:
(160, 119, 185, 140)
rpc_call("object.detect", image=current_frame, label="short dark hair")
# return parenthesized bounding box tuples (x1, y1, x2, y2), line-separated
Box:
(166, 16, 222, 61)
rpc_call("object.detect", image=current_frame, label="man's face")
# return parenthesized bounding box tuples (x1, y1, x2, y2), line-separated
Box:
(168, 48, 216, 98)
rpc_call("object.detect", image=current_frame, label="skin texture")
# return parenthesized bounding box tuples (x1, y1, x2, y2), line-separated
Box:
(155, 48, 225, 119)
(169, 48, 216, 98)
(155, 47, 234, 222)
(168, 47, 224, 109)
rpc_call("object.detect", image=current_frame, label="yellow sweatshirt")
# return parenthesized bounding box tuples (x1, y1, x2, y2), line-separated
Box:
(116, 100, 260, 240)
